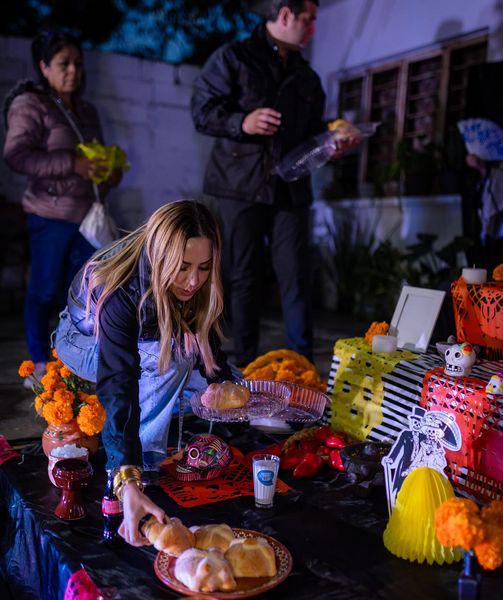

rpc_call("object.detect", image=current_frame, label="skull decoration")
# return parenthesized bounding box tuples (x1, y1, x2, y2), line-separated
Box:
(444, 342, 476, 377)
(486, 374, 503, 395)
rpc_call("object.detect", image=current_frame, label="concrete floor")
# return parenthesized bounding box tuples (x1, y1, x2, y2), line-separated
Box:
(0, 309, 363, 442)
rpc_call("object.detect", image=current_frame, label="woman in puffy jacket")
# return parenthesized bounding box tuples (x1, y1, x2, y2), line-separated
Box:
(3, 31, 120, 376)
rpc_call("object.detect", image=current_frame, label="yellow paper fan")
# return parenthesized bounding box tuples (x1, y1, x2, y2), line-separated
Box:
(383, 467, 463, 565)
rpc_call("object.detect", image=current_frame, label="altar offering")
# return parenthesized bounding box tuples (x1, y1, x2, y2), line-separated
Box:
(154, 528, 292, 598)
(372, 334, 398, 353)
(253, 454, 280, 508)
(462, 267, 487, 285)
(53, 458, 93, 520)
(48, 444, 88, 486)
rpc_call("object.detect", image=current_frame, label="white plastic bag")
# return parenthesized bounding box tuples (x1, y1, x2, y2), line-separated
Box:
(79, 201, 118, 249)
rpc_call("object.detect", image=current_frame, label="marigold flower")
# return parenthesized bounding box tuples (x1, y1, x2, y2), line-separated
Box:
(41, 373, 65, 393)
(18, 360, 36, 378)
(59, 365, 73, 378)
(77, 403, 106, 436)
(42, 401, 74, 425)
(52, 348, 59, 360)
(53, 388, 75, 405)
(34, 396, 44, 413)
(435, 498, 485, 550)
(46, 361, 59, 373)
(475, 530, 503, 570)
(364, 322, 389, 345)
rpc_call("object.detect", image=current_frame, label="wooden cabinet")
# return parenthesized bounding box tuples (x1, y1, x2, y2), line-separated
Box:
(335, 35, 488, 195)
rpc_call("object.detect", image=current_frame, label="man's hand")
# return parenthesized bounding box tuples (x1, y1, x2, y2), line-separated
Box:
(330, 135, 362, 160)
(242, 108, 282, 136)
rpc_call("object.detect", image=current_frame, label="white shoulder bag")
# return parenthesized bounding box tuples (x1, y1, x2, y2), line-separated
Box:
(52, 97, 119, 249)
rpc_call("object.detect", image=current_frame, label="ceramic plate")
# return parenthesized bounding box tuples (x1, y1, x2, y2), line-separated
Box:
(154, 528, 293, 598)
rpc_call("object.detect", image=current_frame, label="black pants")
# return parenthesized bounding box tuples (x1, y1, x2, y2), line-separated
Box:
(218, 197, 312, 366)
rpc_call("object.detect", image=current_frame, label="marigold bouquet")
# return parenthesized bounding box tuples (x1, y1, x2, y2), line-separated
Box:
(243, 349, 326, 392)
(364, 321, 390, 345)
(435, 497, 503, 570)
(19, 350, 106, 436)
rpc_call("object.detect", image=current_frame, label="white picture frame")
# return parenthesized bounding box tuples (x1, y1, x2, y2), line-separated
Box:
(390, 286, 446, 353)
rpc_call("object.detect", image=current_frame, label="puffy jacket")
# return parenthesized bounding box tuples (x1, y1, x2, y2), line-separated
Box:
(191, 25, 326, 206)
(3, 84, 106, 223)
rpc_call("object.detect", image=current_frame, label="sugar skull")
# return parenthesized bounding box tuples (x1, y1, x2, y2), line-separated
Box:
(444, 342, 476, 377)
(175, 434, 232, 482)
(486, 374, 503, 395)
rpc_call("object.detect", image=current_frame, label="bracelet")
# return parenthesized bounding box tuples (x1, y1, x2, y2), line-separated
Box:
(113, 465, 143, 500)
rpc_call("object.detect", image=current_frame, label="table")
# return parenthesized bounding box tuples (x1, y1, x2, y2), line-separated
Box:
(1, 422, 502, 600)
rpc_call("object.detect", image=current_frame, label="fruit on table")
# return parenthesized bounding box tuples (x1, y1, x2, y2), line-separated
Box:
(329, 449, 344, 471)
(325, 434, 346, 449)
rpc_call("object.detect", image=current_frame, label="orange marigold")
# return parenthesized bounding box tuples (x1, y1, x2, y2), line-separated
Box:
(18, 360, 36, 378)
(51, 348, 59, 360)
(53, 388, 75, 405)
(41, 373, 65, 393)
(435, 498, 484, 550)
(475, 530, 503, 570)
(46, 361, 60, 373)
(59, 365, 73, 378)
(34, 396, 44, 413)
(364, 321, 389, 345)
(77, 403, 106, 435)
(42, 401, 74, 425)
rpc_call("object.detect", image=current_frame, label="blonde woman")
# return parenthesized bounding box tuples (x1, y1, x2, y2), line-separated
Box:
(55, 200, 236, 545)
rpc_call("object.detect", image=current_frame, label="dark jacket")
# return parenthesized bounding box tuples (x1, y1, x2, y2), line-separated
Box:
(67, 241, 232, 467)
(191, 25, 326, 206)
(3, 83, 107, 223)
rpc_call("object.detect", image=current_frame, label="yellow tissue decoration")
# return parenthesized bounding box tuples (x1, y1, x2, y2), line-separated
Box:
(76, 142, 130, 184)
(383, 467, 463, 565)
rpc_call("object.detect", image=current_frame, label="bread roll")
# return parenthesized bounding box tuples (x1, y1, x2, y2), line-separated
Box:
(142, 516, 195, 556)
(190, 523, 235, 552)
(225, 537, 277, 578)
(200, 381, 250, 410)
(174, 548, 237, 593)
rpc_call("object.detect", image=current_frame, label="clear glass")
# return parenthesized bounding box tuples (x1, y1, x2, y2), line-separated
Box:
(252, 453, 280, 509)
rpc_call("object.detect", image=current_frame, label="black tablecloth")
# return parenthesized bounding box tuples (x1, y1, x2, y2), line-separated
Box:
(1, 422, 502, 600)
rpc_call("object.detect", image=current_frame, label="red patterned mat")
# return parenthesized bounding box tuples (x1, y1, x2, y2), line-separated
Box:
(159, 446, 290, 508)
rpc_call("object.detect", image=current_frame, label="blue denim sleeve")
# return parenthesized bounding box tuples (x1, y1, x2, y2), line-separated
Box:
(97, 288, 142, 470)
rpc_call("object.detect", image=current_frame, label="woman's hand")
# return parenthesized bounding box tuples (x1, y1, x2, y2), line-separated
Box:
(118, 482, 167, 547)
(74, 156, 107, 181)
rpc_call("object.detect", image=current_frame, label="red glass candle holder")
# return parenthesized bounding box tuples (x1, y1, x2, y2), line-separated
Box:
(52, 458, 93, 520)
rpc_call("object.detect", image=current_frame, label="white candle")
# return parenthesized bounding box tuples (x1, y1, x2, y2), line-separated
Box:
(372, 334, 398, 353)
(462, 268, 487, 284)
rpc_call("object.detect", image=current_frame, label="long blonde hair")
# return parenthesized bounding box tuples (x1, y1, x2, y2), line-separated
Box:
(85, 200, 224, 376)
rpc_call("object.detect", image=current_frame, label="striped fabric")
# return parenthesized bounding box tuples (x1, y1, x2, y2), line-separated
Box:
(324, 347, 502, 444)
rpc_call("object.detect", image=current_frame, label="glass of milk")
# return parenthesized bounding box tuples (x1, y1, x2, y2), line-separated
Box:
(252, 454, 280, 508)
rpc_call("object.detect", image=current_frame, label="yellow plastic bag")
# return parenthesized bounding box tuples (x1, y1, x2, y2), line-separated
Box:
(76, 142, 129, 184)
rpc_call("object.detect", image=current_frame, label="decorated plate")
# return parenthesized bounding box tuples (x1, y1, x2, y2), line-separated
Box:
(154, 528, 293, 598)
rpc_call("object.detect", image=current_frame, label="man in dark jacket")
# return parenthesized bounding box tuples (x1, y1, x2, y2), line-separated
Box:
(192, 0, 328, 366)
